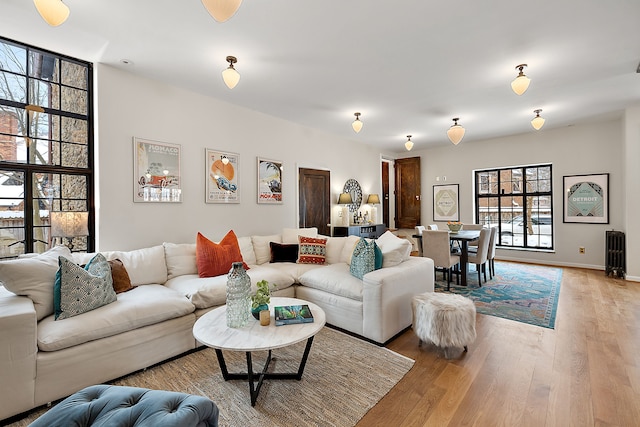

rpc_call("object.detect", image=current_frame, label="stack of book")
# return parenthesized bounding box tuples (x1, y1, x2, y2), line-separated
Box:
(274, 305, 314, 326)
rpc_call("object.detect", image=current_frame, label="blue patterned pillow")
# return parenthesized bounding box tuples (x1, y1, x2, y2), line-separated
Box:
(54, 253, 116, 320)
(350, 238, 376, 279)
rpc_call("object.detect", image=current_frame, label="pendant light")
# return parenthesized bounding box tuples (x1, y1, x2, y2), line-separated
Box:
(222, 56, 240, 89)
(404, 135, 414, 151)
(531, 109, 545, 130)
(352, 112, 363, 133)
(201, 0, 243, 22)
(33, 0, 70, 26)
(511, 64, 530, 95)
(447, 118, 465, 145)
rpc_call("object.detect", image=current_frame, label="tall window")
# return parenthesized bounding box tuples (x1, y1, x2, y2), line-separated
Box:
(0, 37, 93, 258)
(475, 164, 553, 250)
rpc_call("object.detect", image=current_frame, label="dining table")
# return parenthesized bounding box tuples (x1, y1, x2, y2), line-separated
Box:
(415, 229, 481, 287)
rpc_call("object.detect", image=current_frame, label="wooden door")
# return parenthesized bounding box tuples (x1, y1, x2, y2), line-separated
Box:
(298, 168, 331, 236)
(382, 161, 390, 228)
(395, 157, 421, 229)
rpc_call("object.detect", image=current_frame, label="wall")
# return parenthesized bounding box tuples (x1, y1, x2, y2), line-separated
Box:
(95, 64, 382, 251)
(624, 104, 640, 280)
(403, 118, 625, 269)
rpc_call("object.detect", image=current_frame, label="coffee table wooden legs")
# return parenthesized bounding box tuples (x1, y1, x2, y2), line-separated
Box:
(214, 336, 315, 406)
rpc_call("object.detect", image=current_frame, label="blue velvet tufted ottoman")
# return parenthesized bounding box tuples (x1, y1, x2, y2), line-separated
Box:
(29, 385, 219, 427)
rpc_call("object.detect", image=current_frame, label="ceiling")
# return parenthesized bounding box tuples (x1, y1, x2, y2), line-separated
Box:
(2, 0, 639, 153)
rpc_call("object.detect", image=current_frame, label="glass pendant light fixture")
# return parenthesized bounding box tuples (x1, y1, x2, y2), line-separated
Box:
(201, 0, 243, 22)
(33, 0, 70, 26)
(222, 56, 240, 89)
(404, 135, 414, 151)
(352, 112, 363, 133)
(531, 109, 545, 130)
(447, 118, 465, 145)
(511, 64, 530, 95)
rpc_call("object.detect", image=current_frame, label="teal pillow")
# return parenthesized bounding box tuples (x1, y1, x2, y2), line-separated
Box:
(350, 238, 376, 279)
(374, 242, 383, 270)
(54, 253, 116, 320)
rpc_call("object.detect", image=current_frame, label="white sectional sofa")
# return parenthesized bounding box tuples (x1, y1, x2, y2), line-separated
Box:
(0, 228, 434, 422)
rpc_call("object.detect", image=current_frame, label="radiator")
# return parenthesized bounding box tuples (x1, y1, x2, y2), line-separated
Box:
(605, 230, 625, 278)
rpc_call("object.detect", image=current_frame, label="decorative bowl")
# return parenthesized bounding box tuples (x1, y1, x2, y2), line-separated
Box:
(447, 223, 463, 233)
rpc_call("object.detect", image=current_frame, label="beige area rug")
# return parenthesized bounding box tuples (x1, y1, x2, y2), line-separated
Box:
(8, 327, 413, 427)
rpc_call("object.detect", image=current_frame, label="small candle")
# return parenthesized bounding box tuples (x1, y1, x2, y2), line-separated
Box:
(259, 309, 270, 326)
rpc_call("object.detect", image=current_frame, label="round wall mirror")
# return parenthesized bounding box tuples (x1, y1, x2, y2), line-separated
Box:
(343, 179, 362, 213)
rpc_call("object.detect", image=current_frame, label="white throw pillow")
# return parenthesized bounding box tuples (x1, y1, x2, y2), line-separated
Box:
(251, 234, 282, 265)
(282, 227, 318, 244)
(163, 242, 197, 280)
(339, 235, 361, 264)
(109, 245, 168, 286)
(325, 236, 347, 264)
(375, 231, 412, 268)
(237, 236, 256, 266)
(0, 245, 72, 320)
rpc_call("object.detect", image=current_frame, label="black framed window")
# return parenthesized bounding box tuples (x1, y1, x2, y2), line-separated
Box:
(0, 36, 93, 257)
(475, 164, 553, 250)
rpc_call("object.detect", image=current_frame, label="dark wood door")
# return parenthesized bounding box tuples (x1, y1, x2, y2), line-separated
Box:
(382, 161, 390, 228)
(298, 168, 331, 236)
(395, 157, 421, 229)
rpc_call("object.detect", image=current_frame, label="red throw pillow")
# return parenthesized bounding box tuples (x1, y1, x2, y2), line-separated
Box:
(297, 236, 327, 265)
(196, 230, 249, 278)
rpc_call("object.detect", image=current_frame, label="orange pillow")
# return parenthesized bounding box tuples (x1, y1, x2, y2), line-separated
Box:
(196, 230, 249, 278)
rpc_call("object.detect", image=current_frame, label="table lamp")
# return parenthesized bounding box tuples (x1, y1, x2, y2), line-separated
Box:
(366, 194, 380, 224)
(50, 211, 89, 250)
(337, 193, 353, 227)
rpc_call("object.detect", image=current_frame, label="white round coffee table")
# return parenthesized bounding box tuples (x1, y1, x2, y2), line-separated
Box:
(193, 297, 326, 406)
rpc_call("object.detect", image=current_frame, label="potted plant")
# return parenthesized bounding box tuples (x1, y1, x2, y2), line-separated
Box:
(251, 280, 273, 319)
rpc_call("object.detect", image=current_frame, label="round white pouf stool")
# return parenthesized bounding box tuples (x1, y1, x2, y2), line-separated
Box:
(412, 292, 477, 358)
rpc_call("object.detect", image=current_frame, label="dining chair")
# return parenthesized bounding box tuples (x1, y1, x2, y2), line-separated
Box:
(467, 228, 491, 286)
(469, 226, 498, 279)
(464, 224, 483, 249)
(422, 230, 460, 290)
(414, 225, 426, 256)
(427, 224, 439, 230)
(486, 226, 498, 279)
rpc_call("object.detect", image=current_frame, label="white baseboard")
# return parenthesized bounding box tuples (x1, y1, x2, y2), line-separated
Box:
(495, 255, 603, 271)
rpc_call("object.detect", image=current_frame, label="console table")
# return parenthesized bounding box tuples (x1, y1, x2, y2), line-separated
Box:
(333, 224, 385, 239)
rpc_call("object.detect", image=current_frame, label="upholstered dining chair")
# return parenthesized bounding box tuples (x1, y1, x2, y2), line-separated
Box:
(422, 230, 460, 290)
(466, 228, 491, 286)
(464, 223, 483, 249)
(469, 226, 498, 279)
(414, 225, 426, 256)
(427, 224, 439, 230)
(486, 226, 498, 279)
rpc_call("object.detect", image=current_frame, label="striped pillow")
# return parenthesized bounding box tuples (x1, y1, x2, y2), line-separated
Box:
(297, 236, 327, 265)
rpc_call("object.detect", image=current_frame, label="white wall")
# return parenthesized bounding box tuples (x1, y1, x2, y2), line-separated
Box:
(95, 64, 382, 251)
(403, 118, 625, 269)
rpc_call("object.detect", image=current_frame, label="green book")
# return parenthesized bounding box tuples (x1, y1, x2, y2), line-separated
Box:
(274, 305, 314, 326)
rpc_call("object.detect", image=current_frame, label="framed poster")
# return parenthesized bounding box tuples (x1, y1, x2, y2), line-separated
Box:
(563, 173, 609, 223)
(257, 157, 283, 204)
(433, 184, 459, 222)
(206, 149, 239, 203)
(133, 137, 181, 203)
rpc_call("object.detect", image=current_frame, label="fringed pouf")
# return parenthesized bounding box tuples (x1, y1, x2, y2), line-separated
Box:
(412, 292, 477, 359)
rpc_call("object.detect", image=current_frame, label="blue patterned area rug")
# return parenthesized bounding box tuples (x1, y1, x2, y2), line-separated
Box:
(434, 261, 562, 329)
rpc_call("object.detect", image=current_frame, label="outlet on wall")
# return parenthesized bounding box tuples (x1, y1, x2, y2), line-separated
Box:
(579, 247, 585, 254)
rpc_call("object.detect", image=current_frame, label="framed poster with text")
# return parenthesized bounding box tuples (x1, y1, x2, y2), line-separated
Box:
(433, 184, 459, 222)
(133, 137, 181, 203)
(257, 157, 283, 204)
(206, 149, 240, 203)
(563, 173, 609, 223)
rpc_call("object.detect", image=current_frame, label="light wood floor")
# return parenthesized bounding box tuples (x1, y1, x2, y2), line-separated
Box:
(358, 266, 640, 427)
